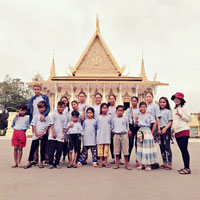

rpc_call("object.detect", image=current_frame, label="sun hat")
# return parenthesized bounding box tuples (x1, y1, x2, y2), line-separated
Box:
(171, 92, 186, 103)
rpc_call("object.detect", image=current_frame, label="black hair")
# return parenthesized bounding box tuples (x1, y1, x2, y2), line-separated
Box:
(18, 104, 27, 110)
(71, 100, 78, 105)
(86, 107, 95, 114)
(109, 94, 116, 100)
(60, 95, 70, 108)
(116, 105, 124, 111)
(57, 101, 65, 107)
(139, 101, 147, 108)
(145, 91, 154, 98)
(174, 98, 185, 108)
(95, 93, 102, 98)
(159, 97, 171, 110)
(71, 110, 80, 117)
(100, 103, 108, 114)
(131, 96, 138, 102)
(78, 91, 86, 97)
(37, 101, 46, 108)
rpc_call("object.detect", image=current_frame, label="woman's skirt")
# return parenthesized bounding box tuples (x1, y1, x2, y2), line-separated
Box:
(136, 127, 158, 165)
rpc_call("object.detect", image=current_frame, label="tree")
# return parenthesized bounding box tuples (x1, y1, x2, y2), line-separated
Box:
(0, 75, 33, 112)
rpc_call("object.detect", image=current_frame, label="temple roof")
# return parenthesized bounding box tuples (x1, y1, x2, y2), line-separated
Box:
(70, 16, 125, 77)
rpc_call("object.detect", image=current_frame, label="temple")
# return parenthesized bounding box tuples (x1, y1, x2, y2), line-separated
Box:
(27, 16, 168, 110)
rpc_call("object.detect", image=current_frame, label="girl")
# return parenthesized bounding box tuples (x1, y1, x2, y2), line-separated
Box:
(96, 103, 112, 168)
(171, 92, 192, 175)
(145, 92, 161, 142)
(134, 102, 158, 171)
(125, 96, 140, 162)
(60, 96, 70, 115)
(77, 107, 97, 167)
(78, 91, 90, 120)
(108, 95, 120, 164)
(159, 97, 173, 170)
(93, 93, 102, 119)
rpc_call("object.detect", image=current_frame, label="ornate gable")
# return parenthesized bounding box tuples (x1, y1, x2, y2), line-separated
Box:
(70, 17, 124, 77)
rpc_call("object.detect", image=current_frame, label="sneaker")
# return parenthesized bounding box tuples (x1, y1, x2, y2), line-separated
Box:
(48, 165, 54, 169)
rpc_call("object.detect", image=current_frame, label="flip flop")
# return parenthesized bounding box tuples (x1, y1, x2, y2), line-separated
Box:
(179, 168, 191, 175)
(11, 164, 18, 168)
(23, 164, 32, 169)
(113, 165, 119, 169)
(125, 166, 132, 170)
(105, 164, 110, 168)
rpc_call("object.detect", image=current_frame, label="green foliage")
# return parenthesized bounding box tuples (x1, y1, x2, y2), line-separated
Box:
(0, 75, 33, 112)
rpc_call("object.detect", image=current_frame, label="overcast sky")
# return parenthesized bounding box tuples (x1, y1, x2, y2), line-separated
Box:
(0, 0, 199, 112)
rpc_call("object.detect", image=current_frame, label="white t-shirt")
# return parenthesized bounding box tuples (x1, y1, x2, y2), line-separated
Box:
(12, 116, 29, 130)
(33, 95, 44, 116)
(31, 114, 50, 140)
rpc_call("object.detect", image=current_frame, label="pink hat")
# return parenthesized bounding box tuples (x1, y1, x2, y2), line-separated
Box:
(171, 92, 186, 103)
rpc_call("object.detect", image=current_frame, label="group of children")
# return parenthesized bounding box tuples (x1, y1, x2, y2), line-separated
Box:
(11, 84, 192, 174)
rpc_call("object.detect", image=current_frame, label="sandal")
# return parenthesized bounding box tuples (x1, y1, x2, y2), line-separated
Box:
(92, 162, 98, 167)
(165, 165, 172, 170)
(160, 164, 166, 169)
(105, 164, 110, 168)
(113, 165, 119, 169)
(23, 164, 32, 169)
(145, 166, 152, 171)
(38, 164, 44, 168)
(18, 164, 23, 168)
(125, 166, 132, 170)
(98, 163, 103, 168)
(67, 164, 72, 168)
(11, 164, 18, 168)
(177, 168, 184, 172)
(137, 165, 143, 170)
(179, 168, 191, 175)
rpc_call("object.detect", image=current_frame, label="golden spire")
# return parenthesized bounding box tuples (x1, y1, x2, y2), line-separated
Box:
(140, 52, 148, 81)
(96, 14, 100, 33)
(48, 52, 56, 80)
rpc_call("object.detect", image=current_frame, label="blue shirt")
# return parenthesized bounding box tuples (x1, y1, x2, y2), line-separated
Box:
(12, 116, 29, 130)
(96, 115, 112, 144)
(67, 122, 83, 135)
(147, 103, 161, 120)
(137, 113, 155, 128)
(160, 109, 172, 128)
(112, 116, 129, 134)
(82, 119, 97, 146)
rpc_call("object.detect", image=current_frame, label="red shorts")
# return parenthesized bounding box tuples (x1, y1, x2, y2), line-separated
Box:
(11, 129, 27, 148)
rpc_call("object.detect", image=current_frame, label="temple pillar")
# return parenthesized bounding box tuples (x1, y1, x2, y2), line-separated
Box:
(71, 83, 74, 100)
(103, 83, 106, 102)
(54, 84, 58, 110)
(119, 83, 122, 104)
(87, 82, 90, 104)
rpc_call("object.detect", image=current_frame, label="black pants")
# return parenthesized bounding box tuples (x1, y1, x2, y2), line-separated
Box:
(159, 127, 172, 164)
(62, 140, 69, 159)
(128, 125, 139, 162)
(28, 135, 47, 162)
(48, 140, 64, 166)
(176, 136, 190, 169)
(110, 135, 121, 159)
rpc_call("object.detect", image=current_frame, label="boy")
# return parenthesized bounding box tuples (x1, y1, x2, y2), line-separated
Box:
(11, 104, 29, 168)
(66, 110, 83, 168)
(112, 105, 132, 170)
(48, 101, 66, 169)
(27, 84, 50, 165)
(24, 101, 50, 169)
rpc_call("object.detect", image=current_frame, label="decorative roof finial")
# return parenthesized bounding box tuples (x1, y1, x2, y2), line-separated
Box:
(48, 52, 56, 80)
(96, 13, 100, 33)
(140, 52, 148, 81)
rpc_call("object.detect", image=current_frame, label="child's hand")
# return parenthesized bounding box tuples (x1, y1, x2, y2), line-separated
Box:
(40, 115, 45, 122)
(176, 110, 182, 118)
(135, 113, 139, 121)
(161, 128, 167, 134)
(157, 128, 161, 134)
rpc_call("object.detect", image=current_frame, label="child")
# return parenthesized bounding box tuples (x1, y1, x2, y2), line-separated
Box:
(145, 92, 161, 142)
(48, 101, 66, 169)
(171, 92, 192, 175)
(125, 96, 140, 162)
(77, 107, 97, 167)
(96, 103, 112, 168)
(108, 95, 119, 164)
(78, 91, 90, 119)
(66, 110, 83, 168)
(24, 101, 50, 169)
(60, 96, 70, 115)
(11, 104, 29, 168)
(159, 97, 173, 170)
(112, 105, 131, 170)
(67, 100, 83, 123)
(93, 93, 102, 119)
(134, 102, 158, 171)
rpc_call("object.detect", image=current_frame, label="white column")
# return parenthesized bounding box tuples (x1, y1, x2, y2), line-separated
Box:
(135, 84, 139, 96)
(119, 83, 122, 104)
(54, 84, 58, 110)
(103, 83, 106, 102)
(71, 83, 74, 100)
(87, 82, 90, 104)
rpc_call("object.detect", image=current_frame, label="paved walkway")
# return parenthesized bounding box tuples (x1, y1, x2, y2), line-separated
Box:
(0, 139, 199, 200)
